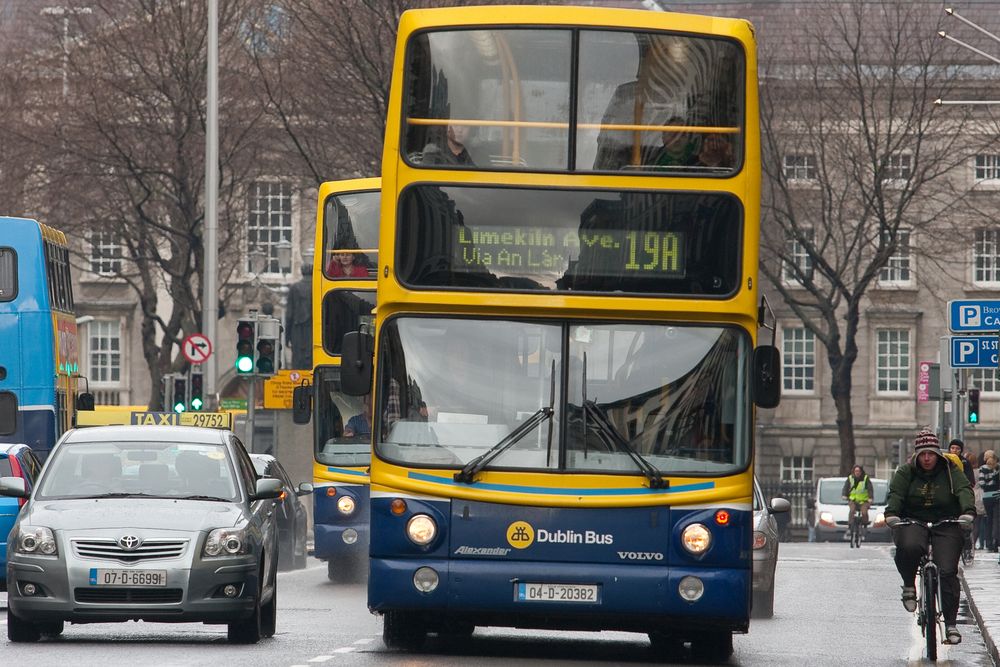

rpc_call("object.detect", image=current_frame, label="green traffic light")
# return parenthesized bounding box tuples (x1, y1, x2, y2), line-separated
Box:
(191, 397, 204, 410)
(173, 402, 186, 413)
(236, 355, 254, 373)
(970, 413, 979, 424)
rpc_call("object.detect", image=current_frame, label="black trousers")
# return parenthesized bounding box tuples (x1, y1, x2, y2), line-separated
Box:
(893, 522, 964, 625)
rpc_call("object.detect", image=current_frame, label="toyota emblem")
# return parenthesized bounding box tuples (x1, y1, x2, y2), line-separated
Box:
(118, 535, 141, 551)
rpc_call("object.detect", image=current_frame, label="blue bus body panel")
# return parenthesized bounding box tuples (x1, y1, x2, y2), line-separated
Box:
(368, 496, 751, 632)
(313, 482, 371, 559)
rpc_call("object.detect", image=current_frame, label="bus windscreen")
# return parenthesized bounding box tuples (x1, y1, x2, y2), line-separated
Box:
(396, 185, 742, 295)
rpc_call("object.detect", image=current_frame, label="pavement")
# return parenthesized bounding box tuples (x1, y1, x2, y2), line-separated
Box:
(962, 549, 1000, 664)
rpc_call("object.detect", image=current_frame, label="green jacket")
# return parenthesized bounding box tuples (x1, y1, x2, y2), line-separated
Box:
(885, 456, 975, 522)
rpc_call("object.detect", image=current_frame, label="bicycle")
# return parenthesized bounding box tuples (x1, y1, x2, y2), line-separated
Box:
(894, 518, 965, 662)
(848, 503, 866, 549)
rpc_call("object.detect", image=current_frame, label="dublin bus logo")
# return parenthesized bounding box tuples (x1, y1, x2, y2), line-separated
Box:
(506, 521, 535, 549)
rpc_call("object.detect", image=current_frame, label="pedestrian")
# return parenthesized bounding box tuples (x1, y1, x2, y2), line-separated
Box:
(978, 450, 999, 551)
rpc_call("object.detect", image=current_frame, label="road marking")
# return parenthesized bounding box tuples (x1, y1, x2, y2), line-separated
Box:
(307, 657, 333, 663)
(333, 647, 356, 653)
(353, 637, 374, 645)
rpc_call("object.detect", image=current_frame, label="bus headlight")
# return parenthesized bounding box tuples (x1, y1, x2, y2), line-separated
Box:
(17, 526, 58, 555)
(678, 576, 704, 602)
(413, 567, 439, 593)
(337, 495, 356, 515)
(681, 523, 711, 555)
(406, 514, 437, 546)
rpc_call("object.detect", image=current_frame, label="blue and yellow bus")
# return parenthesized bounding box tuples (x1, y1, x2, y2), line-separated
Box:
(0, 217, 91, 461)
(300, 179, 380, 581)
(341, 6, 781, 658)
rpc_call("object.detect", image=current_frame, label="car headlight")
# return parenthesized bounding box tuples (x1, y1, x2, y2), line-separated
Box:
(752, 531, 767, 550)
(818, 511, 835, 527)
(16, 526, 58, 555)
(873, 512, 886, 528)
(406, 514, 437, 546)
(204, 528, 248, 557)
(337, 495, 356, 515)
(681, 523, 711, 555)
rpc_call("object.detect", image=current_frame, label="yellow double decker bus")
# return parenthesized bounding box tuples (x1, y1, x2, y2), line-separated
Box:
(298, 178, 379, 582)
(341, 5, 780, 657)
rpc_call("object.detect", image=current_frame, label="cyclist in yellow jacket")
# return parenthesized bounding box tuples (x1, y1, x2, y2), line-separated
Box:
(842, 464, 874, 532)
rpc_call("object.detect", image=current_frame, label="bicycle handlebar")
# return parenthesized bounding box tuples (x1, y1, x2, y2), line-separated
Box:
(892, 518, 966, 529)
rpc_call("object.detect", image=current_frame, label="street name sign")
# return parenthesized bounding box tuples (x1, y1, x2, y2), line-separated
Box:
(950, 335, 1000, 368)
(948, 300, 1000, 332)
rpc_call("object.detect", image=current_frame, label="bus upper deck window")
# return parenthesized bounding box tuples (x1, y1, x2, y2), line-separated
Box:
(0, 248, 16, 302)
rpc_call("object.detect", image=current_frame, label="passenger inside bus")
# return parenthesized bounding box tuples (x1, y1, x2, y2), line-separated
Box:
(421, 123, 476, 166)
(326, 251, 369, 278)
(344, 394, 373, 438)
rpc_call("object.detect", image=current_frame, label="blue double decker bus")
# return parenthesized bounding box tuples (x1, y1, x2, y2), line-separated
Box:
(0, 217, 91, 460)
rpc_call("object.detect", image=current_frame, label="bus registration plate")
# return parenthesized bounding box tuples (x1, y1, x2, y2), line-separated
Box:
(515, 582, 600, 603)
(90, 569, 167, 587)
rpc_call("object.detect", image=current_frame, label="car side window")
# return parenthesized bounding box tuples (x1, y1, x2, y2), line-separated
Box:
(22, 449, 42, 483)
(230, 437, 258, 495)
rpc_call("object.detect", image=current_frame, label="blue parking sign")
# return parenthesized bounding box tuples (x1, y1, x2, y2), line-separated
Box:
(949, 300, 1000, 332)
(951, 336, 1000, 368)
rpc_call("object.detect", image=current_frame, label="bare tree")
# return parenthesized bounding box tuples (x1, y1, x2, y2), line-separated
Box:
(21, 0, 267, 409)
(758, 0, 999, 473)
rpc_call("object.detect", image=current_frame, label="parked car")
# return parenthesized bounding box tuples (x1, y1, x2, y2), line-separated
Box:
(813, 476, 890, 542)
(0, 443, 44, 592)
(250, 454, 312, 571)
(752, 479, 790, 618)
(0, 424, 283, 643)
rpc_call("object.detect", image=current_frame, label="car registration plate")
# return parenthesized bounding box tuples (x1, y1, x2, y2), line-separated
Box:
(515, 582, 600, 603)
(89, 569, 167, 587)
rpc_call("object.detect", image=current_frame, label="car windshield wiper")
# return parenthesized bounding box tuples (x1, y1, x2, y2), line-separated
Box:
(455, 362, 556, 484)
(177, 494, 230, 502)
(87, 492, 170, 499)
(582, 400, 668, 490)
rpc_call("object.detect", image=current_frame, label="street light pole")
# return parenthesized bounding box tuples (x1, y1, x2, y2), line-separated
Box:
(203, 0, 220, 408)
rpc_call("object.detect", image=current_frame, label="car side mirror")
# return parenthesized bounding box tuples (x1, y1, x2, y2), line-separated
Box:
(340, 331, 374, 396)
(292, 384, 312, 425)
(297, 482, 314, 496)
(752, 345, 781, 409)
(769, 497, 791, 514)
(77, 392, 95, 411)
(0, 476, 29, 498)
(251, 477, 283, 501)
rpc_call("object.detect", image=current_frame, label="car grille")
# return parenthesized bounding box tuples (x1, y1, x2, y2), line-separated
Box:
(74, 588, 183, 604)
(72, 538, 188, 562)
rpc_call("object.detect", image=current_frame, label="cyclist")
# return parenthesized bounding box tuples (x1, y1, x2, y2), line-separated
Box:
(885, 429, 975, 645)
(842, 464, 874, 539)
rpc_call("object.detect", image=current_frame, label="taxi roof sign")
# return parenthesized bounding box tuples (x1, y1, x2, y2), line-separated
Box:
(76, 411, 233, 430)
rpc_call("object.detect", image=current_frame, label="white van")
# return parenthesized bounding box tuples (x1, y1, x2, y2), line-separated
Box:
(814, 476, 890, 542)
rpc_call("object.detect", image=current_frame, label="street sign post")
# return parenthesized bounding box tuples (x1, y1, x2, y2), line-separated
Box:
(948, 300, 1000, 332)
(950, 335, 1000, 368)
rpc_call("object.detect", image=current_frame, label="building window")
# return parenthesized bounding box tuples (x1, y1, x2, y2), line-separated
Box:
(884, 153, 911, 181)
(247, 181, 293, 274)
(87, 230, 123, 275)
(780, 456, 813, 481)
(876, 328, 910, 394)
(783, 229, 814, 284)
(783, 154, 817, 181)
(974, 229, 1000, 284)
(88, 320, 121, 384)
(782, 326, 815, 392)
(975, 154, 1000, 181)
(878, 229, 911, 285)
(968, 369, 999, 393)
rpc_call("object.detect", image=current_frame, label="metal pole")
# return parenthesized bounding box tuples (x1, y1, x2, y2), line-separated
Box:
(246, 377, 256, 452)
(203, 0, 220, 408)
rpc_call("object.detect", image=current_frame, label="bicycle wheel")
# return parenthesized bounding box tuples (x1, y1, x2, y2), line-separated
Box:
(924, 566, 938, 661)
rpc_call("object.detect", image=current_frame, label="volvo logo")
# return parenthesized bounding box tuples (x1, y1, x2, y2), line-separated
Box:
(118, 535, 142, 551)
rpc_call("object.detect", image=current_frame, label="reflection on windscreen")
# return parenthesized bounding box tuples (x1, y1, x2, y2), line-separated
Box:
(818, 479, 888, 505)
(375, 317, 750, 476)
(314, 367, 372, 468)
(37, 442, 238, 501)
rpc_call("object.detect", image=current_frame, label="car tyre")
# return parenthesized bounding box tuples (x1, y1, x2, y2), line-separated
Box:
(7, 610, 41, 643)
(228, 566, 264, 644)
(752, 587, 774, 619)
(293, 520, 308, 569)
(690, 630, 733, 663)
(382, 610, 426, 650)
(37, 621, 65, 637)
(261, 583, 277, 638)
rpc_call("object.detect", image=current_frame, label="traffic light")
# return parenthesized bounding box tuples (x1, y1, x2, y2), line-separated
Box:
(190, 371, 204, 411)
(172, 374, 188, 413)
(969, 388, 981, 424)
(236, 320, 255, 374)
(255, 319, 280, 376)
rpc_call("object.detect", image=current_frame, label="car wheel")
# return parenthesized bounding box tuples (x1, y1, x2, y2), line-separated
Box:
(37, 621, 65, 637)
(690, 630, 733, 662)
(294, 521, 308, 569)
(7, 610, 41, 643)
(261, 581, 277, 638)
(228, 566, 264, 644)
(752, 587, 775, 619)
(382, 610, 426, 650)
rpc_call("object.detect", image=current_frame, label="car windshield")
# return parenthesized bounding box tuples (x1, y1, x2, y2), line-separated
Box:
(818, 478, 888, 505)
(36, 441, 239, 501)
(375, 317, 751, 476)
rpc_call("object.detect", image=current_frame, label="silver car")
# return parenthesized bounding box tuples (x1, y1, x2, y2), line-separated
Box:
(751, 480, 790, 619)
(0, 425, 282, 643)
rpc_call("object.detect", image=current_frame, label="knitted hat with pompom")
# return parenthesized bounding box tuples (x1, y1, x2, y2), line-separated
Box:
(914, 429, 943, 457)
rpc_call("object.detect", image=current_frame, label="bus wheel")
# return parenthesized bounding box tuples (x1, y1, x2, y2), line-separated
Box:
(647, 631, 683, 660)
(382, 610, 427, 650)
(690, 631, 733, 663)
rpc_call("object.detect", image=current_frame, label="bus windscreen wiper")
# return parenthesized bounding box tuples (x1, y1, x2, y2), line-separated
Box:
(455, 362, 556, 484)
(583, 400, 668, 489)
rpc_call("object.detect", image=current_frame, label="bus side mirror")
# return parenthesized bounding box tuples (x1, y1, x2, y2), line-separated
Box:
(752, 345, 781, 409)
(77, 392, 95, 411)
(292, 384, 312, 425)
(341, 331, 374, 396)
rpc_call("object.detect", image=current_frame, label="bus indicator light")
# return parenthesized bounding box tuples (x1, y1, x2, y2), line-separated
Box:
(715, 510, 730, 525)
